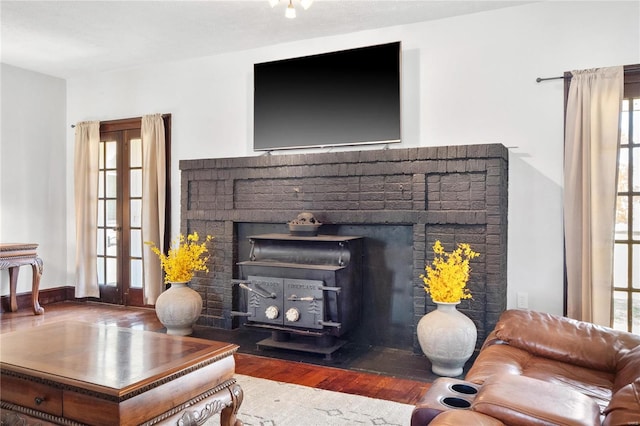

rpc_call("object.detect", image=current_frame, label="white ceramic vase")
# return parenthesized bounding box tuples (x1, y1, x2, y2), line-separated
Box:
(417, 301, 477, 377)
(155, 282, 203, 336)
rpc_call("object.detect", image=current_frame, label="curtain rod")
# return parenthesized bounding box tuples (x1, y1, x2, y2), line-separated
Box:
(536, 76, 566, 83)
(536, 65, 640, 83)
(70, 113, 170, 128)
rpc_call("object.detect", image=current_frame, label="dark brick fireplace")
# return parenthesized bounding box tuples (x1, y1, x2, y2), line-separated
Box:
(180, 144, 508, 353)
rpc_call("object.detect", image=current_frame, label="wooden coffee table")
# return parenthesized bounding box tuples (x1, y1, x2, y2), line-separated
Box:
(0, 321, 243, 425)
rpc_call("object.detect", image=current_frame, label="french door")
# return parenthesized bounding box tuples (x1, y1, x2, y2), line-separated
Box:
(97, 126, 145, 306)
(613, 69, 640, 332)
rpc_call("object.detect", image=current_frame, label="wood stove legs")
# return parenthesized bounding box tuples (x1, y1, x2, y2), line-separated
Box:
(257, 331, 346, 361)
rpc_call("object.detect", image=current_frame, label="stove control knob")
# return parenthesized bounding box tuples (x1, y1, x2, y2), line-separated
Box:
(286, 308, 300, 322)
(265, 305, 279, 320)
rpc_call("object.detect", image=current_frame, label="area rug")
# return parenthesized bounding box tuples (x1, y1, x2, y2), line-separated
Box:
(205, 374, 414, 426)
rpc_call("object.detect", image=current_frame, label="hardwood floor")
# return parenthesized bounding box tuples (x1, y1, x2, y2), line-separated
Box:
(0, 301, 430, 405)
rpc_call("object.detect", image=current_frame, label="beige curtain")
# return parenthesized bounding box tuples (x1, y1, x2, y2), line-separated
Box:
(74, 121, 101, 298)
(141, 114, 166, 305)
(564, 66, 623, 326)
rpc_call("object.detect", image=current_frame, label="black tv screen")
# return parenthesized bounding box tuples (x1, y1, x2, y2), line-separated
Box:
(254, 42, 401, 151)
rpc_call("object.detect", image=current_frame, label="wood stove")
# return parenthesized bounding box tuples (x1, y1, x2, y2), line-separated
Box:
(232, 233, 363, 359)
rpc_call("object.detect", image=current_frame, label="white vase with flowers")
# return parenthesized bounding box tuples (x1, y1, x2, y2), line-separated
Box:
(146, 232, 213, 336)
(417, 240, 479, 377)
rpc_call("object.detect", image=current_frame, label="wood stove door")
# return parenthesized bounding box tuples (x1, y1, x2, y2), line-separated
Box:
(247, 276, 284, 325)
(283, 279, 325, 330)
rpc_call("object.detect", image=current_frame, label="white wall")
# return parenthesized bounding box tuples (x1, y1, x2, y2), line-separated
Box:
(1, 64, 67, 295)
(64, 1, 639, 315)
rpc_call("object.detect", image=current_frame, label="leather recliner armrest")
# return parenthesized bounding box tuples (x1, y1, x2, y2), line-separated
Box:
(427, 410, 505, 426)
(603, 377, 640, 426)
(472, 374, 602, 426)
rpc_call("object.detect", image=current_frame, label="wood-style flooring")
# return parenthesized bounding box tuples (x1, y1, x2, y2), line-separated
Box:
(0, 301, 430, 405)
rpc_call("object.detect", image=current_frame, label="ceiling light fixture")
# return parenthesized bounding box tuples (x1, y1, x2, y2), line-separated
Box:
(285, 1, 296, 19)
(269, 0, 313, 19)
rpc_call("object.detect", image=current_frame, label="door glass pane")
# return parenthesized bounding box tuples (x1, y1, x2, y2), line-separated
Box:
(106, 228, 118, 256)
(106, 170, 117, 198)
(633, 197, 640, 236)
(613, 243, 628, 287)
(106, 200, 117, 227)
(98, 171, 105, 198)
(130, 169, 142, 197)
(130, 229, 142, 258)
(130, 199, 142, 228)
(634, 99, 640, 144)
(97, 258, 105, 285)
(97, 230, 105, 256)
(99, 142, 105, 169)
(613, 291, 628, 330)
(621, 99, 629, 145)
(130, 138, 142, 167)
(106, 258, 117, 287)
(616, 196, 628, 239)
(633, 148, 640, 192)
(633, 293, 640, 334)
(97, 200, 105, 227)
(619, 147, 629, 192)
(130, 259, 143, 289)
(105, 141, 117, 168)
(634, 244, 640, 290)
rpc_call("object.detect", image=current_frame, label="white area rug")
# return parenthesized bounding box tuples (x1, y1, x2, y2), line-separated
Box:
(205, 374, 414, 426)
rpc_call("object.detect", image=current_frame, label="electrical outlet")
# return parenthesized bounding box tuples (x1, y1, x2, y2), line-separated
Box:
(516, 292, 528, 309)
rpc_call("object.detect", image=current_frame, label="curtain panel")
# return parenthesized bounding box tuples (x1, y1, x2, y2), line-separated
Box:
(141, 114, 166, 305)
(74, 121, 101, 298)
(564, 66, 623, 326)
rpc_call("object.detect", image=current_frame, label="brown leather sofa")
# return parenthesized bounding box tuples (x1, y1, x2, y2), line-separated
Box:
(411, 309, 640, 425)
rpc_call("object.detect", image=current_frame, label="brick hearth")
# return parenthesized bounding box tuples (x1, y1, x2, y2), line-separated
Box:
(180, 144, 508, 352)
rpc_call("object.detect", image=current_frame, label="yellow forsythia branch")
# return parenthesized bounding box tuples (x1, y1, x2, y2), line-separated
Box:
(145, 232, 213, 283)
(420, 240, 480, 303)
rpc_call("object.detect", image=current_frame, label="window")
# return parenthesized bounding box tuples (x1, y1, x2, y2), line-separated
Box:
(614, 67, 640, 332)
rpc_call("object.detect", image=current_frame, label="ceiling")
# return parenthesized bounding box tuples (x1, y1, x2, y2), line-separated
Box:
(1, 0, 535, 79)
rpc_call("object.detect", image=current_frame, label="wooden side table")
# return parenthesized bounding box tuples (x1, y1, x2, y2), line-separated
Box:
(0, 243, 44, 315)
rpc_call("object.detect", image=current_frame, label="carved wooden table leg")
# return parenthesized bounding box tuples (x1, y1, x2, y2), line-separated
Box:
(31, 258, 44, 315)
(220, 383, 244, 426)
(7, 266, 19, 313)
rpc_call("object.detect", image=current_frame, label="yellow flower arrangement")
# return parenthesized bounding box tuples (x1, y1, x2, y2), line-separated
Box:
(146, 232, 213, 283)
(420, 240, 480, 303)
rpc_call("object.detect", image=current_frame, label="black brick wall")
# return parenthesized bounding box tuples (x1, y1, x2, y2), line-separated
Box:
(180, 144, 508, 352)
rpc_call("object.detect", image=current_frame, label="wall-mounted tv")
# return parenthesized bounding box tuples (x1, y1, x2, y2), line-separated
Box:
(253, 41, 401, 151)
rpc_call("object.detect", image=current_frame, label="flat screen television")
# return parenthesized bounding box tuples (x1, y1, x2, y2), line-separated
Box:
(253, 42, 401, 151)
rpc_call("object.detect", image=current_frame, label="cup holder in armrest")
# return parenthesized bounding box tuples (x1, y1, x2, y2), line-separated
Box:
(413, 378, 481, 424)
(442, 397, 471, 409)
(450, 383, 478, 395)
